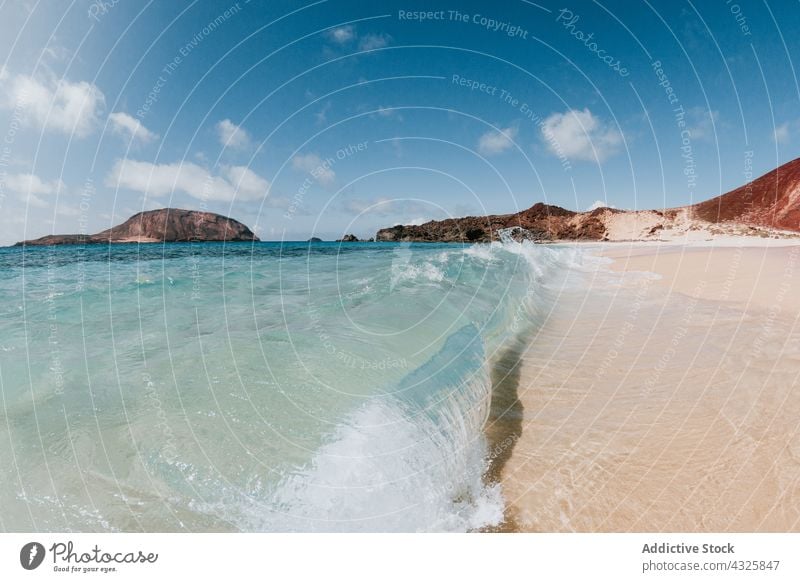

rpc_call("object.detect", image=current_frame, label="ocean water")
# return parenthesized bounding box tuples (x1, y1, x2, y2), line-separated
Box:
(0, 239, 589, 532)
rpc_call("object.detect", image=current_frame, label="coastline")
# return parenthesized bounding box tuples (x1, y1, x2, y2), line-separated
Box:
(493, 239, 800, 532)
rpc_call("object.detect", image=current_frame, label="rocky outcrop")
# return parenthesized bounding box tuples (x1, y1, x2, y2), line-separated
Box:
(500, 226, 552, 243)
(336, 234, 360, 242)
(15, 208, 259, 246)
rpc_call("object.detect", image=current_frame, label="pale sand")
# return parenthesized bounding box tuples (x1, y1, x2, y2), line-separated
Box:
(492, 241, 800, 531)
(603, 242, 800, 314)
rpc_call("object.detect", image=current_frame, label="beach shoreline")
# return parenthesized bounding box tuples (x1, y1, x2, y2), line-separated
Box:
(492, 239, 800, 532)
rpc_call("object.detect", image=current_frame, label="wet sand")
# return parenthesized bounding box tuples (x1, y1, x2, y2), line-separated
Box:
(494, 242, 800, 531)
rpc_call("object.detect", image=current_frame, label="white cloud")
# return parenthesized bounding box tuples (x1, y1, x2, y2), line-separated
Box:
(326, 25, 355, 44)
(541, 108, 622, 162)
(685, 106, 719, 141)
(372, 105, 403, 121)
(586, 200, 617, 211)
(324, 26, 391, 52)
(478, 125, 518, 156)
(775, 122, 791, 144)
(106, 159, 270, 202)
(43, 44, 72, 64)
(109, 112, 158, 144)
(5, 173, 63, 195)
(216, 118, 251, 149)
(292, 153, 336, 186)
(359, 33, 391, 51)
(4, 172, 65, 208)
(56, 204, 81, 216)
(314, 102, 332, 125)
(0, 71, 105, 137)
(225, 165, 270, 196)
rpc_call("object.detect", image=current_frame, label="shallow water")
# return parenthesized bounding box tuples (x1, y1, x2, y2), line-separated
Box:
(0, 240, 594, 532)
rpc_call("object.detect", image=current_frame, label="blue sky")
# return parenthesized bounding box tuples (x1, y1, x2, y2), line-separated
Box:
(1, 0, 799, 243)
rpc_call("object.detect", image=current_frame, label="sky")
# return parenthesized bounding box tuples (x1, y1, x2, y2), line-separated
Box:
(1, 0, 799, 243)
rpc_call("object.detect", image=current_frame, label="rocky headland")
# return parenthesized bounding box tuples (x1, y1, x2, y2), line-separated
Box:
(15, 208, 259, 246)
(375, 158, 800, 243)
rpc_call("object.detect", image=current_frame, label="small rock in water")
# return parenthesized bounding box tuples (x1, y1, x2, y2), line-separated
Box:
(499, 227, 550, 243)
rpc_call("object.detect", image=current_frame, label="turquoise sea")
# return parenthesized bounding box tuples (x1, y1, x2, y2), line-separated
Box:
(0, 239, 589, 532)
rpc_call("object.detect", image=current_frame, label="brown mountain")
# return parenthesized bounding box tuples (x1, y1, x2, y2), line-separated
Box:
(376, 158, 800, 243)
(690, 157, 800, 230)
(15, 208, 259, 246)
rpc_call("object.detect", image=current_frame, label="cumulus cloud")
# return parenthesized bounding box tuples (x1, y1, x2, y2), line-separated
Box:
(0, 71, 105, 137)
(40, 41, 73, 64)
(326, 25, 355, 44)
(225, 165, 270, 196)
(359, 33, 391, 51)
(314, 102, 332, 125)
(371, 105, 403, 121)
(478, 125, 518, 156)
(541, 108, 622, 162)
(774, 122, 792, 144)
(685, 106, 719, 141)
(56, 204, 81, 216)
(4, 172, 65, 207)
(292, 153, 336, 186)
(109, 112, 158, 144)
(216, 118, 251, 149)
(324, 26, 391, 52)
(106, 159, 270, 202)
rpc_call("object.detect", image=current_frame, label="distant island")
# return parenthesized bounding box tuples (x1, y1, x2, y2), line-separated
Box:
(14, 208, 259, 246)
(376, 158, 800, 243)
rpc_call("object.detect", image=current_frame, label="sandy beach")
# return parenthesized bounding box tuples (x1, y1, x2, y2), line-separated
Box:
(493, 240, 800, 532)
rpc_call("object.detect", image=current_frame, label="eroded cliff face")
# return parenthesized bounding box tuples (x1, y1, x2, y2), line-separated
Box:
(376, 158, 800, 243)
(15, 209, 259, 246)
